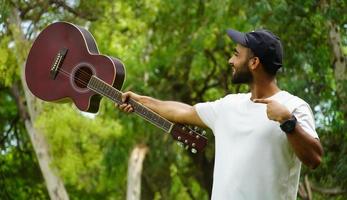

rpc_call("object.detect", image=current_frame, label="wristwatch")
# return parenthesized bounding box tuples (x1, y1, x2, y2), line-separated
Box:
(280, 115, 297, 133)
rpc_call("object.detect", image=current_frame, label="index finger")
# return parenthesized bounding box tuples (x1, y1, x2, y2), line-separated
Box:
(253, 98, 272, 104)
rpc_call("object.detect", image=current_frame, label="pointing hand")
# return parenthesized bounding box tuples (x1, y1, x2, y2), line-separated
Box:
(253, 98, 291, 123)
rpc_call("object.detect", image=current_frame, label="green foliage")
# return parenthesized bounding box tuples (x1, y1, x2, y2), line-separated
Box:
(0, 88, 49, 199)
(35, 103, 128, 199)
(1, 0, 347, 199)
(0, 36, 20, 86)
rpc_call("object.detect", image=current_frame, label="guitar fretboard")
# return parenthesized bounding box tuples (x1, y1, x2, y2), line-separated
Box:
(87, 75, 173, 132)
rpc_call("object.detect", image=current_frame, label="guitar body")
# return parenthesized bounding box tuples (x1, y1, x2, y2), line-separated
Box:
(25, 22, 125, 113)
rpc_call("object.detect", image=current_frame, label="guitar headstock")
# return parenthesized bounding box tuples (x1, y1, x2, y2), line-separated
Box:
(170, 124, 208, 153)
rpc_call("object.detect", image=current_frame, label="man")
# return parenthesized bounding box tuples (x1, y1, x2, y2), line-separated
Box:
(117, 29, 323, 200)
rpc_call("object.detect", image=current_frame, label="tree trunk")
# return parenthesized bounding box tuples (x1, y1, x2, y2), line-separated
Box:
(127, 145, 148, 200)
(327, 21, 347, 118)
(9, 8, 69, 200)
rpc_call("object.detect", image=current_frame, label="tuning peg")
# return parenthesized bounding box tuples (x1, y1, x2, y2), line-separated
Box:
(185, 145, 189, 150)
(177, 142, 184, 148)
(194, 126, 199, 131)
(202, 130, 206, 136)
(191, 148, 197, 154)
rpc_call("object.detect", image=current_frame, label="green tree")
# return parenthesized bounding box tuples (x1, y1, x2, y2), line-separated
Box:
(1, 0, 346, 199)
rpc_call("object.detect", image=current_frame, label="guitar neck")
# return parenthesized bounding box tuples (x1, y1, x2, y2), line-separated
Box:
(87, 75, 174, 133)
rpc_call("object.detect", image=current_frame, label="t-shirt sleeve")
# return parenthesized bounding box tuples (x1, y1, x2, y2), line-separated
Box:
(292, 103, 319, 139)
(194, 98, 224, 130)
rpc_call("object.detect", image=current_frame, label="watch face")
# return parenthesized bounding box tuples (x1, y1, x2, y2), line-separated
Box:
(281, 116, 297, 133)
(284, 122, 294, 130)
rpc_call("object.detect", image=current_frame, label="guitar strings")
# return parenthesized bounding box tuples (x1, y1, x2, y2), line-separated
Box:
(57, 68, 172, 123)
(56, 67, 124, 105)
(57, 66, 108, 87)
(60, 66, 92, 82)
(57, 68, 90, 86)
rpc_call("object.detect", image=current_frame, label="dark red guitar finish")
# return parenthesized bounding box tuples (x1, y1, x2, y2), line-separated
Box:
(25, 22, 125, 113)
(25, 22, 207, 153)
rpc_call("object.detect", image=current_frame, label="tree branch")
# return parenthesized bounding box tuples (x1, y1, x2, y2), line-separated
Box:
(10, 82, 29, 120)
(299, 175, 347, 196)
(49, 0, 98, 21)
(298, 182, 308, 200)
(311, 184, 347, 195)
(194, 49, 219, 99)
(304, 175, 313, 200)
(0, 115, 19, 147)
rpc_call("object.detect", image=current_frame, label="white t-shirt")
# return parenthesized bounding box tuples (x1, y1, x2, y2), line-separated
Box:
(194, 91, 318, 200)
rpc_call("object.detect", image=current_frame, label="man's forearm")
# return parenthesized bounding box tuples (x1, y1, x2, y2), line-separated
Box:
(137, 96, 193, 124)
(286, 124, 323, 169)
(119, 91, 206, 127)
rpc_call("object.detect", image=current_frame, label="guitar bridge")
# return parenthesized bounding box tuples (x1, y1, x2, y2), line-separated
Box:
(50, 48, 68, 80)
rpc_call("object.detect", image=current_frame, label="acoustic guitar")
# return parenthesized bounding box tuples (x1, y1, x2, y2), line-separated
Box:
(25, 22, 207, 153)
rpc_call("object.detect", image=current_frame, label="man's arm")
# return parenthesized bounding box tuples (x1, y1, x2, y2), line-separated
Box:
(254, 98, 323, 169)
(286, 124, 323, 169)
(117, 91, 207, 128)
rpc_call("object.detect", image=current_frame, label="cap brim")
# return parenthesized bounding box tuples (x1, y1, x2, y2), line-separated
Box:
(227, 29, 247, 46)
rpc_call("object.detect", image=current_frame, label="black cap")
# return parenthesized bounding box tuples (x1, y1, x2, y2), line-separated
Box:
(227, 29, 283, 73)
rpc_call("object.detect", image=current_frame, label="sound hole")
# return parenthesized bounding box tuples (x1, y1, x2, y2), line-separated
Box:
(74, 66, 93, 88)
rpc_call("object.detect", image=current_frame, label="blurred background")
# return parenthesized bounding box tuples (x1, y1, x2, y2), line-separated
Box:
(0, 0, 346, 199)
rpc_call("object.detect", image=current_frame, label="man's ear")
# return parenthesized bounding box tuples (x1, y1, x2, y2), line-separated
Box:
(249, 57, 261, 70)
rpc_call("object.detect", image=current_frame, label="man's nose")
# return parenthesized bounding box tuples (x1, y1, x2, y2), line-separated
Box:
(228, 57, 233, 65)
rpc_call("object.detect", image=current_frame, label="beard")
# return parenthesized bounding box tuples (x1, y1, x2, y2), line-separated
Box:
(231, 62, 253, 84)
